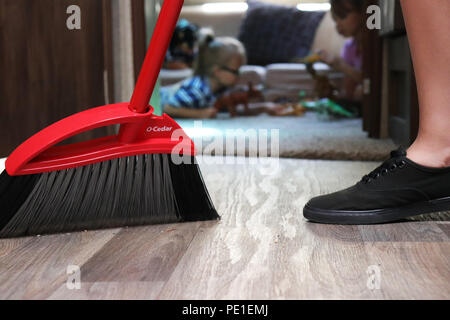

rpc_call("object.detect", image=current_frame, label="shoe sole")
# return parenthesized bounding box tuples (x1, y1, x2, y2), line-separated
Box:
(303, 196, 450, 225)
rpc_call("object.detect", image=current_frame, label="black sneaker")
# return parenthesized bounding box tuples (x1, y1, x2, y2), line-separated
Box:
(303, 148, 450, 224)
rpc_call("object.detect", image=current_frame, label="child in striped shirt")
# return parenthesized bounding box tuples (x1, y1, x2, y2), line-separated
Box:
(161, 35, 246, 119)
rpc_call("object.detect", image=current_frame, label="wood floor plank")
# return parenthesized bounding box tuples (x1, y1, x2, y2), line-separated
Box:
(358, 222, 449, 242)
(436, 223, 450, 239)
(157, 224, 386, 299)
(157, 158, 384, 299)
(79, 223, 203, 283)
(199, 156, 377, 228)
(45, 223, 207, 299)
(0, 237, 35, 260)
(363, 242, 450, 299)
(0, 229, 119, 299)
(48, 281, 165, 300)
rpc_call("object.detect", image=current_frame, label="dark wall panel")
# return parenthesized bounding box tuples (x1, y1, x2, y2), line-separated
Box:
(0, 0, 111, 157)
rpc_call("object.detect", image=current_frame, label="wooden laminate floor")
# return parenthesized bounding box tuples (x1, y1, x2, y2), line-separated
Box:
(0, 156, 449, 299)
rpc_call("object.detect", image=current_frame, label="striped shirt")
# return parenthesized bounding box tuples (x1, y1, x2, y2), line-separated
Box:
(160, 76, 215, 110)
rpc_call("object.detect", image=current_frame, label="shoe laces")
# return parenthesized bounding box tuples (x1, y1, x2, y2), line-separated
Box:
(361, 148, 407, 184)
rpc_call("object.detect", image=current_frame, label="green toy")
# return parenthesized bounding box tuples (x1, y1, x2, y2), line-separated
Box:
(298, 91, 356, 120)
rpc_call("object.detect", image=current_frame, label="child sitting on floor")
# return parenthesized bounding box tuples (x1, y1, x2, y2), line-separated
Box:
(161, 34, 246, 119)
(161, 33, 283, 118)
(317, 0, 364, 103)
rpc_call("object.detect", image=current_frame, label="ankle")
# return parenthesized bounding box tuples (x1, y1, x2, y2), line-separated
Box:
(406, 144, 450, 168)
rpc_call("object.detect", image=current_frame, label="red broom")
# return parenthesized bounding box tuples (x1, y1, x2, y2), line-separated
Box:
(0, 0, 219, 238)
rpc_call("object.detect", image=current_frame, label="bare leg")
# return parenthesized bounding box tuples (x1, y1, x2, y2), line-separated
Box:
(302, 1, 450, 224)
(401, 0, 450, 167)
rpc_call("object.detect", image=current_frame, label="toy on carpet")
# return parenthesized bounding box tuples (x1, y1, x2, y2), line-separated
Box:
(305, 62, 339, 100)
(268, 103, 307, 117)
(301, 96, 356, 120)
(214, 82, 265, 117)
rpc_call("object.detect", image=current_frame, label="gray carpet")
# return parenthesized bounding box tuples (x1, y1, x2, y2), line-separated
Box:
(176, 111, 398, 161)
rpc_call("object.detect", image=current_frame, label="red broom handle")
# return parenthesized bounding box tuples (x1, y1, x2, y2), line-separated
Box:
(129, 0, 184, 113)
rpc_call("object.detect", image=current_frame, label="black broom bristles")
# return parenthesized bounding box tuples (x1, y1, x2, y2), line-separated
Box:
(0, 154, 219, 238)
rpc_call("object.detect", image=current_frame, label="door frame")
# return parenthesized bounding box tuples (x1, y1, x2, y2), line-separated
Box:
(131, 0, 148, 82)
(102, 0, 115, 106)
